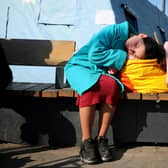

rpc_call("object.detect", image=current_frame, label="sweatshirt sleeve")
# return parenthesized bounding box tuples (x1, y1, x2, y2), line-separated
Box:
(88, 47, 127, 70)
(88, 22, 129, 70)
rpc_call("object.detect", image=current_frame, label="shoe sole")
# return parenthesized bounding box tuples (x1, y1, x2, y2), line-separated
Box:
(80, 156, 100, 164)
(101, 156, 113, 162)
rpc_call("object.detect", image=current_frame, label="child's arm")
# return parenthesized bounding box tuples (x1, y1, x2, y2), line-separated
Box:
(163, 41, 168, 85)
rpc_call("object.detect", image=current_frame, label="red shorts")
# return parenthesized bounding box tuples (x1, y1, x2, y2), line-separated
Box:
(76, 75, 120, 107)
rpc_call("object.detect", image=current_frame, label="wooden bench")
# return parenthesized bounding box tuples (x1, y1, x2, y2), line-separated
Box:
(0, 39, 82, 146)
(1, 38, 168, 101)
(0, 39, 76, 97)
(1, 38, 168, 146)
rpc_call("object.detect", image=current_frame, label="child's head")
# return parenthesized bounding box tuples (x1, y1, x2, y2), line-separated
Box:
(125, 34, 165, 61)
(142, 37, 165, 62)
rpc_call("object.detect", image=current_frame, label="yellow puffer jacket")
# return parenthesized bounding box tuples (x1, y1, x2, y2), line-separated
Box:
(120, 59, 168, 93)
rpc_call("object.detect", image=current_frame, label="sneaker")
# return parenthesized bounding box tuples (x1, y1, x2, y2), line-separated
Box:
(96, 136, 113, 162)
(80, 138, 100, 164)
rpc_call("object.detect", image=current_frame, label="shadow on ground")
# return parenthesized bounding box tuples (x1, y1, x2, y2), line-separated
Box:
(0, 143, 132, 168)
(0, 144, 81, 168)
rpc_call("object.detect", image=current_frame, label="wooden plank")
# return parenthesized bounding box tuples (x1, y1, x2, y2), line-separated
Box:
(125, 93, 141, 100)
(57, 88, 74, 97)
(42, 89, 58, 98)
(23, 83, 53, 97)
(158, 93, 168, 101)
(5, 82, 35, 90)
(41, 85, 58, 98)
(5, 82, 36, 96)
(0, 39, 75, 66)
(42, 87, 74, 98)
(45, 40, 75, 66)
(4, 82, 53, 97)
(142, 93, 158, 100)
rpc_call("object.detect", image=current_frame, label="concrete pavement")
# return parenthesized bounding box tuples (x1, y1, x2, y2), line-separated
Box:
(1, 143, 168, 168)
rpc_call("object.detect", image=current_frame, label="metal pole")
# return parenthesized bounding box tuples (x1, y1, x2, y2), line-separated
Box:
(162, 0, 166, 14)
(5, 7, 10, 38)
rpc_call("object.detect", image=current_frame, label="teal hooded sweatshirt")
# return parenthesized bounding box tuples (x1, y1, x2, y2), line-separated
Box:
(65, 21, 135, 95)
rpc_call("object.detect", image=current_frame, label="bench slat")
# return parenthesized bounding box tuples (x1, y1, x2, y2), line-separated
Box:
(42, 88, 75, 98)
(142, 93, 158, 100)
(124, 93, 141, 100)
(57, 88, 75, 97)
(5, 82, 37, 96)
(6, 82, 35, 90)
(41, 85, 58, 98)
(158, 93, 168, 101)
(5, 83, 168, 100)
(23, 83, 54, 97)
(5, 83, 54, 97)
(42, 89, 58, 98)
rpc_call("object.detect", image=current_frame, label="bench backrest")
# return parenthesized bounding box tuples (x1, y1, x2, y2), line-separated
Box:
(0, 39, 76, 88)
(0, 39, 75, 66)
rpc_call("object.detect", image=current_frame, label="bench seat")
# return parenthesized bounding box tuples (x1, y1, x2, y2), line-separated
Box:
(5, 82, 168, 101)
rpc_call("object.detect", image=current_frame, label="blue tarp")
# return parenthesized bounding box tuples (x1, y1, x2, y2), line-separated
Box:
(38, 0, 76, 25)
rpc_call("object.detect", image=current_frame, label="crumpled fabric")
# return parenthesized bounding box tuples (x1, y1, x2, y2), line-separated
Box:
(120, 59, 168, 93)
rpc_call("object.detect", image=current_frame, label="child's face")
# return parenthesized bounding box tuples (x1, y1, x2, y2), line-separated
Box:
(125, 34, 147, 60)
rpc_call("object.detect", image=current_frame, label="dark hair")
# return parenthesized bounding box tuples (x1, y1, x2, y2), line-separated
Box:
(142, 37, 165, 63)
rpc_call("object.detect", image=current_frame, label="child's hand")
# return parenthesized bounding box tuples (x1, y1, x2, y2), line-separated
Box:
(108, 68, 118, 75)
